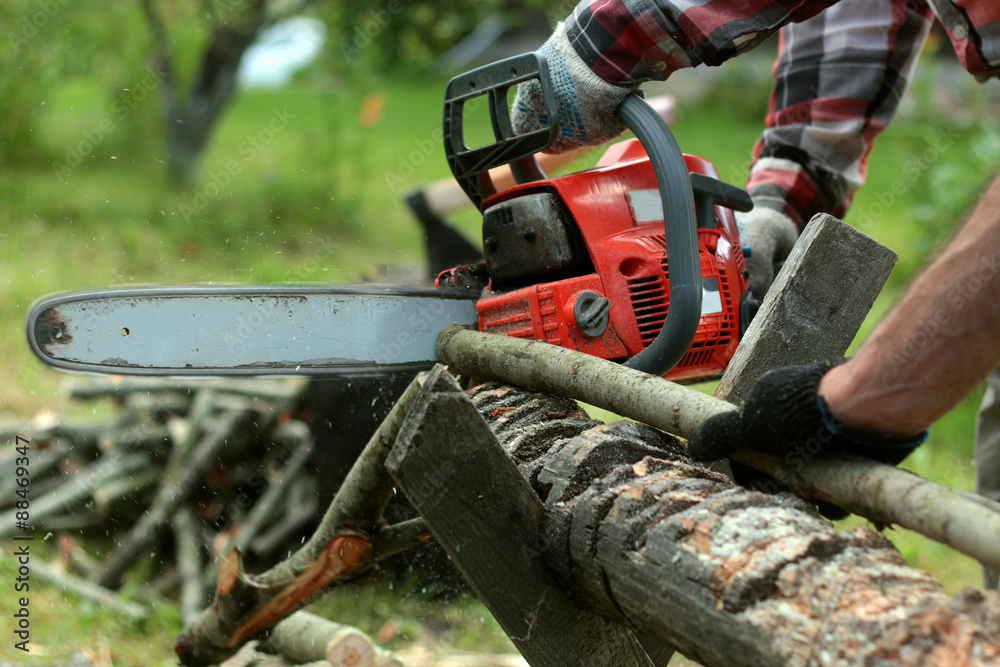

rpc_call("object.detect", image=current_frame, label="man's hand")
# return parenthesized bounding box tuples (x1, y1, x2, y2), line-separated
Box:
(512, 22, 639, 154)
(736, 206, 799, 299)
(688, 360, 927, 518)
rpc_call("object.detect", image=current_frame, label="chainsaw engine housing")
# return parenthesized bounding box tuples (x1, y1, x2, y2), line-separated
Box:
(473, 139, 750, 383)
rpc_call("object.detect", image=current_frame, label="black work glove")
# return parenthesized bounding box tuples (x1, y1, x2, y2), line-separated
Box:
(688, 360, 928, 519)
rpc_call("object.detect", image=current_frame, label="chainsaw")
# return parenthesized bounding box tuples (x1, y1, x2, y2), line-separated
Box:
(26, 53, 754, 382)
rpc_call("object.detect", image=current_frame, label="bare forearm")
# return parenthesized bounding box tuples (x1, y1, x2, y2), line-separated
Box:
(820, 172, 1000, 436)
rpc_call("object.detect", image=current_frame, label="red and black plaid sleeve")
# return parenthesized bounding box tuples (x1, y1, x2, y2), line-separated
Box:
(565, 0, 836, 85)
(748, 0, 1000, 227)
(747, 0, 934, 227)
(566, 0, 1000, 225)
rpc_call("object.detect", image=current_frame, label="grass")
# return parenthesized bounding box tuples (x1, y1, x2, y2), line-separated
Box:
(2, 50, 1000, 664)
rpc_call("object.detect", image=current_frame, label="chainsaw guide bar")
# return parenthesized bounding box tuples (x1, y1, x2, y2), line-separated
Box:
(27, 285, 479, 377)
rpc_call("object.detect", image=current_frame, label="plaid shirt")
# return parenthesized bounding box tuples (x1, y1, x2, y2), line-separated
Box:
(568, 0, 1000, 226)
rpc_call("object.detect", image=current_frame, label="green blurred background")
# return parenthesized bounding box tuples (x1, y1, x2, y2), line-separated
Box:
(2, 1, 1000, 664)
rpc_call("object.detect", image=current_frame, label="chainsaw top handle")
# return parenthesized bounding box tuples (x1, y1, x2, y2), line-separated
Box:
(443, 53, 746, 377)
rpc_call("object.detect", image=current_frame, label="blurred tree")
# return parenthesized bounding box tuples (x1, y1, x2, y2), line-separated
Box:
(138, 0, 325, 184)
(0, 1, 548, 180)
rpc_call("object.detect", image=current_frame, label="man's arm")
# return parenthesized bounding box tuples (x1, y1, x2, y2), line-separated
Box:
(820, 170, 1000, 436)
(746, 0, 933, 227)
(512, 0, 839, 154)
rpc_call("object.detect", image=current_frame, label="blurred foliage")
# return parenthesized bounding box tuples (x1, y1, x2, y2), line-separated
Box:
(3, 8, 999, 664)
(894, 56, 1000, 257)
(0, 0, 551, 178)
(316, 1, 545, 80)
(0, 2, 151, 167)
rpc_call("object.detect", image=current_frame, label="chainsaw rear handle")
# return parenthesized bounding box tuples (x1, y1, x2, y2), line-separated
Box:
(443, 53, 747, 377)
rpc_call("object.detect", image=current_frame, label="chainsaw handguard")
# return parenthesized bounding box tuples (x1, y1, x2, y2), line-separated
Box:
(617, 94, 700, 375)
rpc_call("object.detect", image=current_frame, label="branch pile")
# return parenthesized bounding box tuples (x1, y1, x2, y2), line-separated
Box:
(0, 377, 320, 600)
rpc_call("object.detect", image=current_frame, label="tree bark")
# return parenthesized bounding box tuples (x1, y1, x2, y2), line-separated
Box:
(469, 381, 1000, 666)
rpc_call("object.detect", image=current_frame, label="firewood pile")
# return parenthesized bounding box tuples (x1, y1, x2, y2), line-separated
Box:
(0, 376, 416, 666)
(0, 376, 319, 584)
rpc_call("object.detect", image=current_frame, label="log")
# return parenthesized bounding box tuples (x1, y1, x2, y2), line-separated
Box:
(470, 382, 1000, 666)
(164, 388, 219, 478)
(386, 367, 656, 667)
(97, 421, 172, 453)
(261, 611, 376, 667)
(716, 213, 898, 402)
(437, 326, 1000, 572)
(122, 389, 193, 415)
(173, 506, 207, 625)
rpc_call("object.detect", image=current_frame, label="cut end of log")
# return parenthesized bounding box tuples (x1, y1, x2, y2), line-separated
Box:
(334, 534, 373, 571)
(327, 628, 376, 667)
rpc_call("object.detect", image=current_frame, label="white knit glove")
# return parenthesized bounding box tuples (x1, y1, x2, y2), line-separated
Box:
(512, 22, 639, 154)
(736, 207, 799, 299)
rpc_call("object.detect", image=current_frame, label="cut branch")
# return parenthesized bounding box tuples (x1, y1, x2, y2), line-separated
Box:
(34, 560, 149, 621)
(95, 407, 255, 589)
(260, 611, 378, 666)
(175, 372, 436, 667)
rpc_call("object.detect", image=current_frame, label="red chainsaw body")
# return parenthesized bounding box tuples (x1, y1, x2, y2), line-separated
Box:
(472, 139, 749, 383)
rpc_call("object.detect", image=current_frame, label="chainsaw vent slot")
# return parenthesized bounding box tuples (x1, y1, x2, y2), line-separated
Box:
(627, 275, 668, 346)
(677, 345, 714, 369)
(636, 234, 667, 254)
(627, 245, 736, 360)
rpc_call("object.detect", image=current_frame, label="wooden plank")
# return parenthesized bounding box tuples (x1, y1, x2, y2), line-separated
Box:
(385, 367, 655, 667)
(715, 213, 898, 403)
